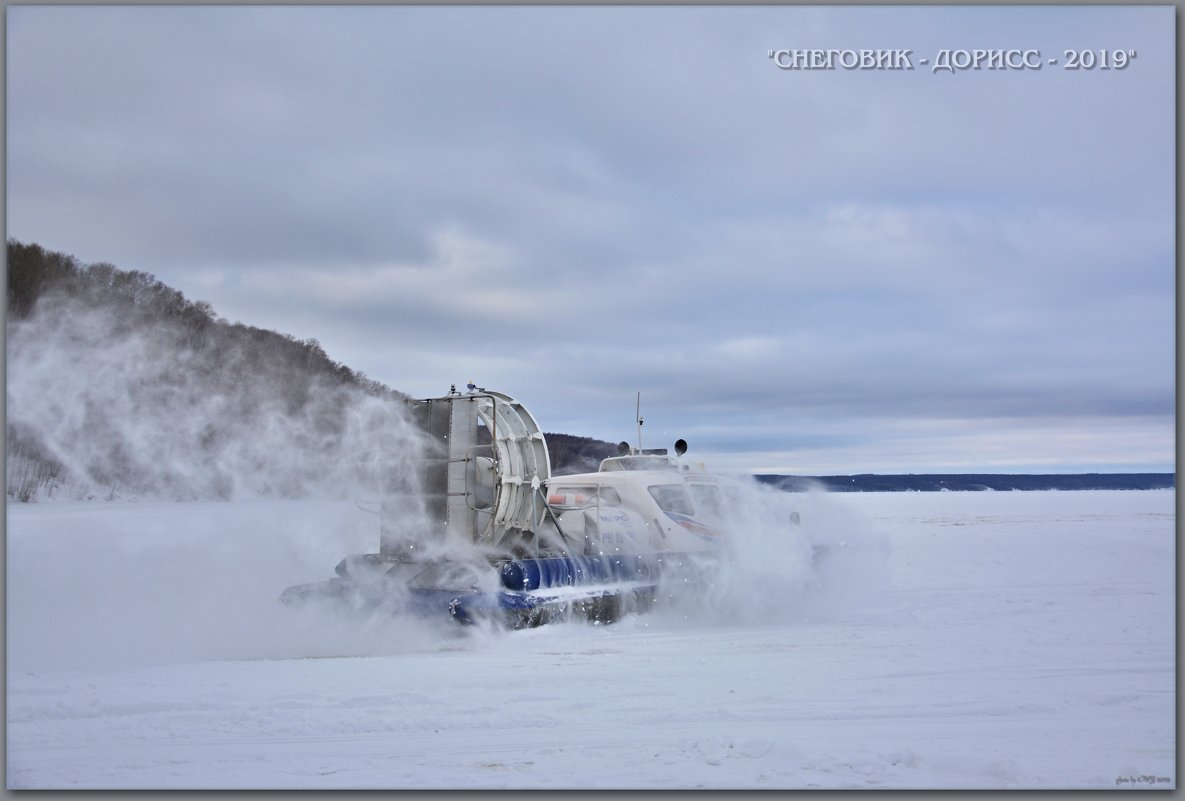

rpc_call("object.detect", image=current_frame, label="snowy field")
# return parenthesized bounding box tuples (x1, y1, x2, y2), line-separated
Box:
(6, 488, 1175, 790)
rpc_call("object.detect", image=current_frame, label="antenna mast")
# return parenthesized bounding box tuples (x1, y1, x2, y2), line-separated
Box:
(635, 391, 643, 453)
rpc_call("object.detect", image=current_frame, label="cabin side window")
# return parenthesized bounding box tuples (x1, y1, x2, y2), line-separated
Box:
(688, 483, 724, 519)
(647, 484, 695, 516)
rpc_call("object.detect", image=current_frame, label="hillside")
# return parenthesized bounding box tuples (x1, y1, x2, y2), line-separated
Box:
(6, 241, 413, 501)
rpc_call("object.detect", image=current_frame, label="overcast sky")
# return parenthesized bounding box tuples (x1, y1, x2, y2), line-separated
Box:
(6, 4, 1176, 474)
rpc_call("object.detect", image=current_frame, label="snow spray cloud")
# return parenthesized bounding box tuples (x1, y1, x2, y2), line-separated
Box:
(6, 291, 427, 501)
(6, 499, 472, 670)
(5, 449, 470, 669)
(4, 291, 460, 665)
(656, 474, 891, 627)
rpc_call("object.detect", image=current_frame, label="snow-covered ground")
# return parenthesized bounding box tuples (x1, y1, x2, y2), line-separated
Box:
(6, 489, 1175, 789)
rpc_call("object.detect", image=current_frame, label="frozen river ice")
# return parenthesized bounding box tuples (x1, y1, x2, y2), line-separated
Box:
(6, 489, 1175, 789)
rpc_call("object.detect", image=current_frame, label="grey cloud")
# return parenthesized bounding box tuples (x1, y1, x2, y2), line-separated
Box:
(6, 5, 1174, 473)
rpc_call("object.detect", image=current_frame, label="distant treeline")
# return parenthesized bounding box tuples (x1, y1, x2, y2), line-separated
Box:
(531, 431, 1177, 490)
(544, 433, 622, 475)
(757, 474, 1175, 492)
